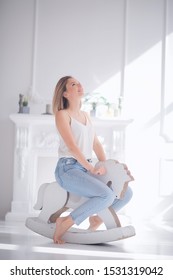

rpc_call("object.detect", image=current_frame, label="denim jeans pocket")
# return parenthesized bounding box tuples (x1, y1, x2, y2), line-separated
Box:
(63, 158, 77, 173)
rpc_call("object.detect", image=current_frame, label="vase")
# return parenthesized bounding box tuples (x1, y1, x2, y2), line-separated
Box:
(21, 106, 30, 114)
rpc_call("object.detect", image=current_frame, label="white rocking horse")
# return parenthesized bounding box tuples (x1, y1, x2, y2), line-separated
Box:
(25, 159, 136, 244)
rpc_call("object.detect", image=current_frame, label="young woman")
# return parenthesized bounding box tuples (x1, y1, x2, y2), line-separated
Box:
(52, 76, 133, 244)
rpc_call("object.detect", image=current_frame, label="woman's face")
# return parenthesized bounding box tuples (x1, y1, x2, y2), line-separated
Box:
(65, 78, 84, 98)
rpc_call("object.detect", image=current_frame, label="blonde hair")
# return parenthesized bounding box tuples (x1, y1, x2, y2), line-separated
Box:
(52, 76, 72, 114)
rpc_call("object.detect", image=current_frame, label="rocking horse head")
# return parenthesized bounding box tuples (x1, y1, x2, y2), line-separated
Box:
(95, 159, 134, 199)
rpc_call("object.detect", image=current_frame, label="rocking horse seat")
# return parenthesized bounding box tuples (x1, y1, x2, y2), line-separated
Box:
(25, 159, 136, 244)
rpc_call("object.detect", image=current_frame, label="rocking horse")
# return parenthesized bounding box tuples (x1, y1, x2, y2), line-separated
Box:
(25, 159, 136, 244)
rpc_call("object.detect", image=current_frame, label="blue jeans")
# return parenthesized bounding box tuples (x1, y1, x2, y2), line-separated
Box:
(55, 157, 133, 225)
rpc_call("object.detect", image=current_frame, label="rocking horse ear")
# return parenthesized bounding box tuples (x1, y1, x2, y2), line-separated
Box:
(107, 181, 112, 188)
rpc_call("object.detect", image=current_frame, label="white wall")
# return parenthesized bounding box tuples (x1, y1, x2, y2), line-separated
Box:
(0, 0, 173, 221)
(0, 0, 35, 220)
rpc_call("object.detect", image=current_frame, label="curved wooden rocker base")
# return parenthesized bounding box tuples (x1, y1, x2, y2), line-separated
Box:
(25, 217, 136, 244)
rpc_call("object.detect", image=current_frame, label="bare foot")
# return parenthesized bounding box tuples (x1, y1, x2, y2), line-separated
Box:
(88, 215, 103, 231)
(53, 215, 74, 244)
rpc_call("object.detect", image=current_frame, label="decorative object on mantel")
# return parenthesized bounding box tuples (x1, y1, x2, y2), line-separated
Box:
(18, 94, 30, 114)
(118, 96, 123, 116)
(83, 93, 123, 118)
(83, 92, 109, 117)
(18, 94, 23, 113)
(42, 104, 52, 115)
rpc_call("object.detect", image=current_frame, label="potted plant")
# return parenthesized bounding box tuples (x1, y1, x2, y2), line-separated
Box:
(83, 93, 109, 117)
(22, 96, 30, 114)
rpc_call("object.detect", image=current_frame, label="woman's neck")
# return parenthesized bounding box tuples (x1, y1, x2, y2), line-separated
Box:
(67, 101, 81, 115)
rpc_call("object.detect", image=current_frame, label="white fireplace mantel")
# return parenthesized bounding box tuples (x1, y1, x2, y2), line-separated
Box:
(6, 114, 133, 221)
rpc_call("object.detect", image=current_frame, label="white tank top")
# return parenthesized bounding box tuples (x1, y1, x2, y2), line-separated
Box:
(58, 114, 95, 159)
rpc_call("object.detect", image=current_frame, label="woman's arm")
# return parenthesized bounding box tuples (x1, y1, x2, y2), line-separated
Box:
(83, 112, 106, 175)
(93, 134, 106, 161)
(84, 111, 106, 161)
(93, 135, 107, 175)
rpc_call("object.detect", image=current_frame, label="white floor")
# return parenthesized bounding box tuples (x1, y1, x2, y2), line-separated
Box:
(0, 218, 173, 260)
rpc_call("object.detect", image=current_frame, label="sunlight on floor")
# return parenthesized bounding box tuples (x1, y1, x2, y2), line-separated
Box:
(0, 218, 173, 260)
